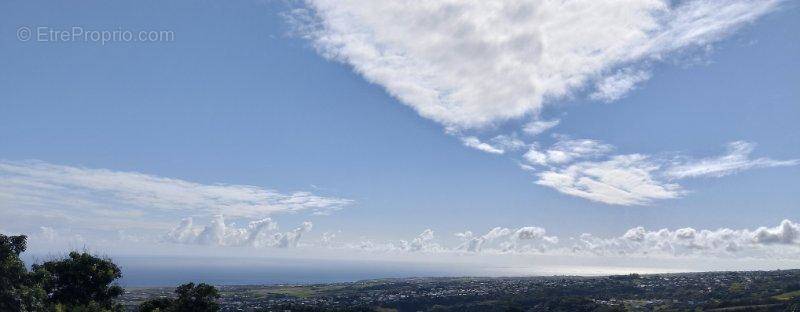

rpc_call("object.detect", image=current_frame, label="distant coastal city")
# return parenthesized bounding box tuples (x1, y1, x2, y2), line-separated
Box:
(122, 270, 800, 311)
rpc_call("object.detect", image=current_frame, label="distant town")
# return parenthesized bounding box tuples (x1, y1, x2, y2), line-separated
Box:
(121, 269, 800, 311)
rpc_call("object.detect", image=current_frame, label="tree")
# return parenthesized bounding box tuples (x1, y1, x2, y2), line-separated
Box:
(137, 297, 174, 312)
(138, 282, 220, 312)
(173, 283, 220, 312)
(0, 234, 46, 312)
(33, 251, 124, 311)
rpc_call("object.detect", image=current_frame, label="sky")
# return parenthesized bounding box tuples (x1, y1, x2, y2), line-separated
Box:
(1, 0, 800, 279)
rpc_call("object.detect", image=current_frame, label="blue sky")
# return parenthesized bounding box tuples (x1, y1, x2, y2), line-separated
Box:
(1, 0, 799, 274)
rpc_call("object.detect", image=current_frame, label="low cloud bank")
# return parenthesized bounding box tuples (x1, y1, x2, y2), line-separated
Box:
(165, 215, 313, 248)
(345, 219, 800, 259)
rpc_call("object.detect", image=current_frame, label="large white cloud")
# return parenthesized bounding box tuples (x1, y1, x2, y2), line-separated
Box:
(288, 0, 790, 206)
(291, 0, 780, 129)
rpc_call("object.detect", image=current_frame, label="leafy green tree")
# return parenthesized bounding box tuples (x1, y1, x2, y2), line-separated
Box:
(0, 234, 46, 312)
(138, 282, 220, 312)
(173, 283, 219, 312)
(33, 251, 124, 311)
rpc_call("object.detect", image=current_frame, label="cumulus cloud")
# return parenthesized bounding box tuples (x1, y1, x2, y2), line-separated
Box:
(165, 215, 313, 248)
(291, 0, 779, 129)
(665, 141, 799, 179)
(402, 229, 441, 252)
(345, 229, 443, 253)
(339, 220, 800, 259)
(0, 160, 352, 228)
(574, 219, 800, 257)
(752, 220, 800, 245)
(320, 231, 337, 245)
(456, 226, 557, 253)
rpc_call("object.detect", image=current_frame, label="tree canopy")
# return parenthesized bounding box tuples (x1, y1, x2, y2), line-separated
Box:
(33, 251, 124, 310)
(1, 234, 45, 311)
(1, 234, 126, 312)
(139, 282, 220, 312)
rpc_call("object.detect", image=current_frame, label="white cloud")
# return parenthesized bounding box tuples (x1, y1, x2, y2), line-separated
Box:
(342, 219, 800, 259)
(524, 138, 614, 166)
(490, 135, 526, 152)
(753, 219, 800, 245)
(665, 141, 799, 179)
(455, 227, 508, 252)
(456, 226, 557, 253)
(523, 119, 560, 136)
(590, 69, 651, 102)
(277, 221, 314, 248)
(320, 231, 337, 245)
(536, 154, 682, 205)
(165, 215, 313, 248)
(345, 229, 442, 253)
(523, 140, 795, 205)
(402, 229, 441, 252)
(460, 136, 505, 154)
(0, 160, 353, 229)
(574, 219, 800, 257)
(288, 0, 790, 206)
(292, 0, 779, 129)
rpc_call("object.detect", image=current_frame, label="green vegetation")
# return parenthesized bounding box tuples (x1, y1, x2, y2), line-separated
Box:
(1, 233, 126, 311)
(250, 285, 349, 298)
(138, 283, 220, 312)
(33, 251, 124, 311)
(774, 290, 800, 301)
(1, 234, 45, 311)
(0, 233, 220, 312)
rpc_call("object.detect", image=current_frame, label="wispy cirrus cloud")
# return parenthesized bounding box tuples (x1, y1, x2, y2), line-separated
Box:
(536, 154, 682, 205)
(0, 160, 352, 230)
(524, 138, 615, 166)
(665, 141, 799, 179)
(523, 119, 560, 137)
(590, 69, 652, 102)
(523, 139, 796, 205)
(460, 136, 505, 154)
